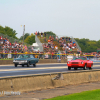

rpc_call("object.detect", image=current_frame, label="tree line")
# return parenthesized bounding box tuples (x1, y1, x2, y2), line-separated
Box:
(75, 38, 100, 53)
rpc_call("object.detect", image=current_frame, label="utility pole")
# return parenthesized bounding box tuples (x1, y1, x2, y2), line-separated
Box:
(23, 25, 25, 44)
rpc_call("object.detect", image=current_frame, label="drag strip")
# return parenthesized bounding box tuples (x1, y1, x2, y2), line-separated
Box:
(0, 65, 99, 72)
(0, 63, 100, 78)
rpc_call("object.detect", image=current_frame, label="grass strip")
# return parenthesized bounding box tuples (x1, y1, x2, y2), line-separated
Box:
(46, 89, 100, 100)
(0, 59, 13, 60)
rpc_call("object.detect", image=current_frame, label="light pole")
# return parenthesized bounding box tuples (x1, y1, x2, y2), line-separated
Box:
(21, 25, 25, 44)
(23, 25, 25, 44)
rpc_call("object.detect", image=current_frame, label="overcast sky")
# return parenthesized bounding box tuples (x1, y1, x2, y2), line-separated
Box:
(0, 0, 100, 41)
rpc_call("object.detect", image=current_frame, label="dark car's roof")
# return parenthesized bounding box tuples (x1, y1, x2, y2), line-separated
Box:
(18, 54, 34, 59)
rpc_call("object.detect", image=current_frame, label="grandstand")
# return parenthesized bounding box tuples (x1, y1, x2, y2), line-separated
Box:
(35, 32, 81, 59)
(0, 32, 81, 59)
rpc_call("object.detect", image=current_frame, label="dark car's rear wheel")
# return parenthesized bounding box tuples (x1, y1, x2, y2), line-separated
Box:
(15, 64, 17, 67)
(27, 62, 30, 67)
(22, 65, 24, 67)
(68, 67, 71, 70)
(33, 64, 36, 67)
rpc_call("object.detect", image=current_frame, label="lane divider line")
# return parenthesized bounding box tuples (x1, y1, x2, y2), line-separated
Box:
(0, 66, 67, 72)
(0, 63, 67, 67)
(0, 65, 99, 72)
(0, 62, 99, 67)
(1, 69, 100, 79)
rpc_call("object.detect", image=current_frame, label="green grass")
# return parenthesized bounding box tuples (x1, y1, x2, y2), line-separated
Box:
(46, 89, 100, 100)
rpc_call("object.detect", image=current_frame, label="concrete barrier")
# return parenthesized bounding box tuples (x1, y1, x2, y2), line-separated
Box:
(0, 70, 100, 93)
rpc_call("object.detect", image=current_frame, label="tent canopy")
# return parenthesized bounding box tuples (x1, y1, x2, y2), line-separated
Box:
(32, 43, 39, 46)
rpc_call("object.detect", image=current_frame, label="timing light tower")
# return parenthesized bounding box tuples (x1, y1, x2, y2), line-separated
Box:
(23, 25, 25, 44)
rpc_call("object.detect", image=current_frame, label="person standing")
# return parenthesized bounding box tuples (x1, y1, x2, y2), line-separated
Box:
(41, 32, 43, 39)
(56, 36, 58, 40)
(44, 32, 46, 37)
(37, 31, 39, 36)
(57, 52, 61, 63)
(35, 31, 37, 36)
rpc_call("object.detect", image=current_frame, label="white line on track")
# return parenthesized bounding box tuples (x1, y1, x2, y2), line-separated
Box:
(93, 62, 100, 63)
(0, 63, 67, 67)
(0, 62, 100, 67)
(0, 65, 100, 72)
(1, 68, 100, 79)
(0, 66, 67, 72)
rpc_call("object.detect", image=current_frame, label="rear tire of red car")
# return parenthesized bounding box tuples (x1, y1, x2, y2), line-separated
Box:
(89, 67, 92, 70)
(83, 65, 86, 70)
(89, 65, 93, 70)
(68, 67, 71, 70)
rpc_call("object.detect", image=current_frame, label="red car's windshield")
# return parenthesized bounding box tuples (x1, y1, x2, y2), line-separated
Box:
(72, 57, 87, 60)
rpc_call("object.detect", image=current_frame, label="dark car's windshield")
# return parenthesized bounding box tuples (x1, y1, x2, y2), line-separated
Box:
(72, 57, 87, 60)
(18, 54, 34, 58)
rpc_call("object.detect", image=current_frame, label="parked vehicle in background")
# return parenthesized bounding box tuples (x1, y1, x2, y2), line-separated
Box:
(13, 54, 39, 67)
(67, 56, 93, 70)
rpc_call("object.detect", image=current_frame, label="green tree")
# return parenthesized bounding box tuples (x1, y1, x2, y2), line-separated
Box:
(0, 25, 18, 39)
(75, 38, 100, 53)
(45, 31, 56, 36)
(19, 33, 30, 40)
(4, 26, 18, 39)
(0, 26, 5, 34)
(24, 33, 35, 45)
(75, 38, 88, 52)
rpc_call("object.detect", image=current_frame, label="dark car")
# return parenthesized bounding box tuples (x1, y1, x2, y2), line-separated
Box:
(13, 54, 39, 67)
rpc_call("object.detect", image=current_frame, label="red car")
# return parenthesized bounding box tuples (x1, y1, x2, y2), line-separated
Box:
(67, 56, 93, 70)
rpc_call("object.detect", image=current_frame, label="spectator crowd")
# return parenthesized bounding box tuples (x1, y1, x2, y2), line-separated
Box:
(0, 32, 99, 60)
(34, 31, 79, 59)
(0, 35, 28, 58)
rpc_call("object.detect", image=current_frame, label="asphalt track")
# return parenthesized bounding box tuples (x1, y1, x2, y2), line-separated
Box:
(0, 62, 100, 78)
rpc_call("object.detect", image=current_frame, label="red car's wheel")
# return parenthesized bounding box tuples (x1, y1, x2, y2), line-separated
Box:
(89, 64, 93, 70)
(83, 65, 87, 70)
(68, 67, 71, 70)
(89, 67, 92, 70)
